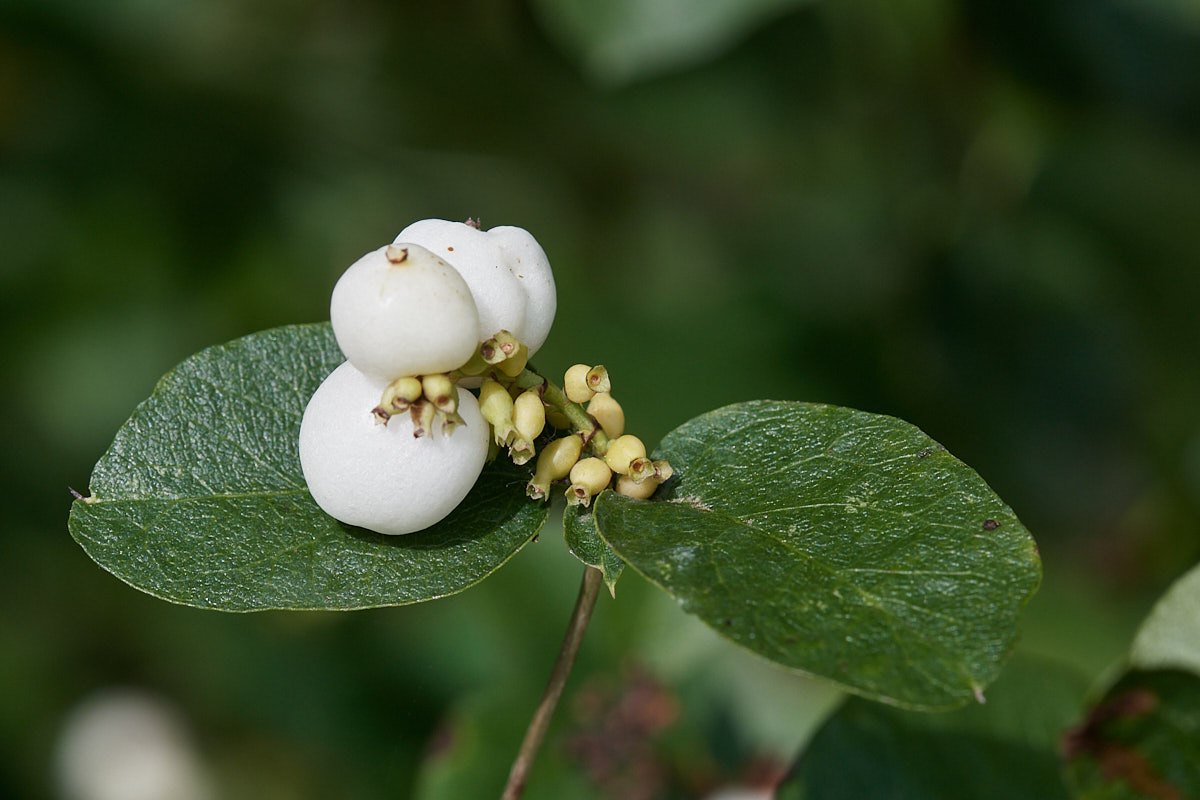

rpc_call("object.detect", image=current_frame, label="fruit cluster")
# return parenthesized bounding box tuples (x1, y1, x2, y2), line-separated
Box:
(299, 219, 670, 536)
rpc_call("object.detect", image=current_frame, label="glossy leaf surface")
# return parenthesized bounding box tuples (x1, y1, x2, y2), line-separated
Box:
(594, 401, 1042, 708)
(69, 324, 547, 611)
(563, 504, 625, 598)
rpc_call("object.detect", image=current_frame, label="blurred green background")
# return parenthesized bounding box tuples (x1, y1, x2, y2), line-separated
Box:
(3, 0, 1199, 797)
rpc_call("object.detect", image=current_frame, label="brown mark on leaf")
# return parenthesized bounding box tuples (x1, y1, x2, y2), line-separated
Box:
(918, 449, 932, 459)
(1063, 689, 1182, 800)
(982, 519, 1001, 531)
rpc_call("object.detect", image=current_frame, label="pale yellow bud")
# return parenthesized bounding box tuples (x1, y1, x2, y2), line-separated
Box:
(479, 379, 516, 445)
(615, 474, 660, 500)
(566, 457, 613, 506)
(627, 456, 657, 484)
(421, 374, 457, 414)
(527, 434, 584, 500)
(604, 434, 647, 475)
(538, 434, 583, 481)
(481, 330, 521, 364)
(410, 401, 436, 439)
(509, 437, 535, 466)
(586, 392, 625, 438)
(652, 459, 674, 482)
(513, 390, 546, 442)
(496, 344, 529, 378)
(585, 365, 611, 395)
(377, 376, 423, 421)
(564, 364, 595, 404)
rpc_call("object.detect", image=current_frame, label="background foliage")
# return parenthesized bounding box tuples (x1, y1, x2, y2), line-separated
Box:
(3, 0, 1199, 797)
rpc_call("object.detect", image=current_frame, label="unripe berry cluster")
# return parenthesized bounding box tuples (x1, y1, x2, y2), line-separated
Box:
(525, 365, 673, 506)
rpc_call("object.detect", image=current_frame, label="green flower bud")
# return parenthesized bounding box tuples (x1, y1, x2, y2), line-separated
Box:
(374, 375, 424, 420)
(481, 330, 521, 364)
(564, 364, 595, 404)
(585, 392, 625, 438)
(615, 474, 660, 500)
(627, 456, 657, 484)
(421, 373, 457, 414)
(604, 434, 647, 476)
(527, 434, 583, 500)
(410, 401, 436, 439)
(496, 343, 529, 378)
(652, 459, 674, 482)
(479, 379, 516, 445)
(585, 365, 611, 395)
(566, 457, 612, 507)
(513, 390, 546, 442)
(509, 436, 535, 466)
(440, 409, 466, 436)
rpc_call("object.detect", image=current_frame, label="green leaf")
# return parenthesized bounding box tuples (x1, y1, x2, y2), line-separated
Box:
(68, 324, 548, 611)
(593, 401, 1042, 709)
(1064, 669, 1200, 800)
(777, 656, 1088, 799)
(529, 0, 815, 85)
(1130, 562, 1200, 675)
(563, 505, 624, 598)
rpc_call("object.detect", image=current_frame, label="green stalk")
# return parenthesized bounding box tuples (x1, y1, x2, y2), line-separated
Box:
(501, 566, 603, 800)
(518, 367, 610, 455)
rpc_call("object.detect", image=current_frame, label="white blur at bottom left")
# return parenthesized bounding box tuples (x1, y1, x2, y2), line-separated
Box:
(55, 689, 212, 800)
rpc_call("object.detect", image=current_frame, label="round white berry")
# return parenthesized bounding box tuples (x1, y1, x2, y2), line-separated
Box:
(330, 243, 480, 381)
(394, 219, 557, 355)
(298, 362, 489, 535)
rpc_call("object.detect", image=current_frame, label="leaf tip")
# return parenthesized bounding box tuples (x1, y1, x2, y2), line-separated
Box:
(68, 487, 96, 504)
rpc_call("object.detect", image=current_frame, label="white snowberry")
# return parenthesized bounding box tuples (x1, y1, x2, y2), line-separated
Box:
(330, 243, 481, 381)
(298, 362, 489, 535)
(394, 219, 557, 355)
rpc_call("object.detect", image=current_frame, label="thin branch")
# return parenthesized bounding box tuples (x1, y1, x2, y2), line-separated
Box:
(501, 566, 604, 800)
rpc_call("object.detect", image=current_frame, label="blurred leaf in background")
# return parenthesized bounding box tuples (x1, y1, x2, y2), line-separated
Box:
(3, 0, 1200, 796)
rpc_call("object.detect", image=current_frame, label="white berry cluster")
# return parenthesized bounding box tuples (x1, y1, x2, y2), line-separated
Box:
(299, 219, 556, 535)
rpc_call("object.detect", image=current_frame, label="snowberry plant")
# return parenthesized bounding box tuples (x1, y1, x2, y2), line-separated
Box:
(71, 219, 1044, 797)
